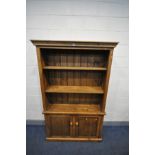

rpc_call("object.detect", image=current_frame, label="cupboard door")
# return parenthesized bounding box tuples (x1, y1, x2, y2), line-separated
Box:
(45, 115, 72, 137)
(76, 116, 99, 137)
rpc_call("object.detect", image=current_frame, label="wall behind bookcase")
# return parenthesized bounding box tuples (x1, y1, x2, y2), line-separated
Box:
(26, 0, 129, 121)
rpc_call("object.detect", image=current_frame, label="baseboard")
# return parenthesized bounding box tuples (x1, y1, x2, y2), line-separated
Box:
(26, 120, 129, 126)
(27, 120, 45, 125)
(104, 121, 129, 126)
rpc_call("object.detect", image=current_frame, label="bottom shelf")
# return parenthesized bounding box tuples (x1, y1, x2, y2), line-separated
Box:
(44, 104, 105, 115)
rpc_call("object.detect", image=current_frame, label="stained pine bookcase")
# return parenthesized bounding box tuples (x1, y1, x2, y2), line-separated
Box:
(31, 40, 118, 141)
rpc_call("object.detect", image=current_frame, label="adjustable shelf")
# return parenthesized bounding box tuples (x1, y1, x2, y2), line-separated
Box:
(45, 85, 104, 94)
(32, 40, 118, 142)
(43, 66, 107, 71)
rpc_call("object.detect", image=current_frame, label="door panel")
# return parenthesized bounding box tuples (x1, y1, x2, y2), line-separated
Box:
(46, 115, 72, 137)
(76, 116, 99, 137)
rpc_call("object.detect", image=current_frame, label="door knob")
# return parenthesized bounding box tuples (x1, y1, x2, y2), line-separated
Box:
(70, 122, 73, 126)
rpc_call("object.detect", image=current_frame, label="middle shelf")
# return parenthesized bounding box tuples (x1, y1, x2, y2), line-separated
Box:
(43, 66, 107, 71)
(45, 86, 104, 94)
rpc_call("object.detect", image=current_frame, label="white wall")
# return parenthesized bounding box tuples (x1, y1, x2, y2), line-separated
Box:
(26, 0, 129, 121)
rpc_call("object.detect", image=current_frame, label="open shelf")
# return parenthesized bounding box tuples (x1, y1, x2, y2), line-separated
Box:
(44, 70, 105, 87)
(43, 66, 107, 71)
(45, 86, 104, 94)
(44, 104, 104, 115)
(46, 93, 102, 104)
(41, 49, 109, 68)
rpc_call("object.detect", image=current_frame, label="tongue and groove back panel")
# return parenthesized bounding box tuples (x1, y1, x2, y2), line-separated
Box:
(42, 49, 106, 107)
(46, 93, 102, 105)
(41, 49, 109, 67)
(45, 70, 105, 86)
(42, 48, 107, 107)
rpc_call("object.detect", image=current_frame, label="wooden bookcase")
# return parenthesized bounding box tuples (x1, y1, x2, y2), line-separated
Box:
(31, 40, 118, 141)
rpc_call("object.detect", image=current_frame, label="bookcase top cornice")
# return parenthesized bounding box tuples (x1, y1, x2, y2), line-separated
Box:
(31, 40, 118, 49)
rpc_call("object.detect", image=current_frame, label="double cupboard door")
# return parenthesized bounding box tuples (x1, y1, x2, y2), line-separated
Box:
(45, 114, 103, 140)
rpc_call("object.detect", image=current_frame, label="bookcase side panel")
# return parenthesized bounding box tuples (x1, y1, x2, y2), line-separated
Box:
(36, 47, 48, 110)
(101, 49, 114, 112)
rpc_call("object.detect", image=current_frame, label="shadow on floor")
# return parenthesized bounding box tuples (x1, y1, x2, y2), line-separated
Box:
(26, 125, 129, 155)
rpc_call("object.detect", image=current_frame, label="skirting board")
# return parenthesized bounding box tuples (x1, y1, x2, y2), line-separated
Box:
(26, 120, 129, 126)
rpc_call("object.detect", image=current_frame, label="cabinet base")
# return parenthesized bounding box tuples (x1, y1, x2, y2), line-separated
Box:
(46, 137, 103, 142)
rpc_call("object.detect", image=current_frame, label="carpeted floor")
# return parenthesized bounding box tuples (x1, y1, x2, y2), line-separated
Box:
(26, 125, 129, 155)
